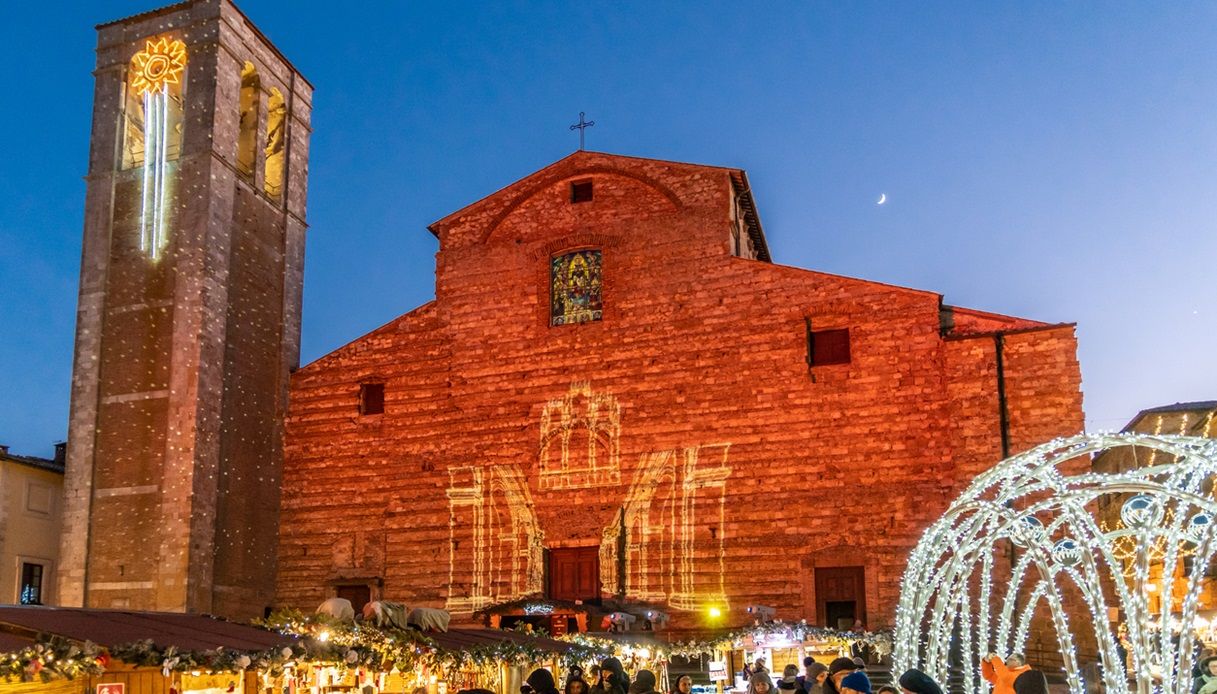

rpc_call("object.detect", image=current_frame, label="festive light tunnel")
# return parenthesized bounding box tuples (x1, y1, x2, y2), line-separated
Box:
(894, 433, 1217, 694)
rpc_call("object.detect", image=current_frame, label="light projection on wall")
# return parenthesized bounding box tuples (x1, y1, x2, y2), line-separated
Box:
(609, 443, 732, 610)
(445, 464, 544, 613)
(127, 37, 187, 261)
(894, 433, 1217, 694)
(445, 383, 734, 614)
(538, 381, 621, 490)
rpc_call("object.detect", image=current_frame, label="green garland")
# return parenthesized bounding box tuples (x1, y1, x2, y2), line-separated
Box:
(562, 620, 894, 661)
(0, 615, 890, 684)
(258, 609, 607, 673)
(0, 637, 105, 682)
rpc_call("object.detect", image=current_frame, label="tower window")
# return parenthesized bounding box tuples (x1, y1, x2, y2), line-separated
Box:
(551, 250, 603, 326)
(809, 328, 851, 366)
(571, 181, 593, 203)
(359, 383, 385, 415)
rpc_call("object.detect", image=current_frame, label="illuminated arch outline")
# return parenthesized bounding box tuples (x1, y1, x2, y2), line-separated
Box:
(894, 433, 1217, 694)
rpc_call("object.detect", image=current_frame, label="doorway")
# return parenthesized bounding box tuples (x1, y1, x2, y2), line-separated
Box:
(548, 546, 600, 602)
(336, 583, 371, 611)
(815, 566, 866, 629)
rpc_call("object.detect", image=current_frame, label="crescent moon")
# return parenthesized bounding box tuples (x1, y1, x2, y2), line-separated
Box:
(877, 193, 887, 205)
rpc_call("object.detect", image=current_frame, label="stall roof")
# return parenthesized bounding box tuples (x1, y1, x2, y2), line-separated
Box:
(0, 606, 295, 652)
(0, 606, 573, 657)
(0, 631, 34, 652)
(429, 628, 574, 654)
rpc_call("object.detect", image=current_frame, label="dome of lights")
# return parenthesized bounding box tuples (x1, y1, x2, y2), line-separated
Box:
(894, 433, 1217, 694)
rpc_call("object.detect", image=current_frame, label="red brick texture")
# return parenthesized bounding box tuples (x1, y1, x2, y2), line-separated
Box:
(277, 152, 1084, 631)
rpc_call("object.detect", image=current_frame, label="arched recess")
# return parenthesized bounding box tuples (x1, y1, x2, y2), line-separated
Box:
(481, 167, 684, 244)
(236, 61, 259, 176)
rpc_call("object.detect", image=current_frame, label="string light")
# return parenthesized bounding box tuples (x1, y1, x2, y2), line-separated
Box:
(893, 432, 1217, 694)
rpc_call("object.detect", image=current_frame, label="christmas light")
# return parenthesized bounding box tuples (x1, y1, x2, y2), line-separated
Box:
(893, 432, 1217, 694)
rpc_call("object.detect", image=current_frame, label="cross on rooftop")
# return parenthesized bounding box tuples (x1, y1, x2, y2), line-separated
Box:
(569, 112, 595, 151)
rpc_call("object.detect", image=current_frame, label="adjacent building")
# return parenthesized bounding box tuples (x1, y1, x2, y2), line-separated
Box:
(0, 444, 65, 605)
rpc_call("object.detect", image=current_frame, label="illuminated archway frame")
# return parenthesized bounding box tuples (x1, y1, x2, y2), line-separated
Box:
(894, 433, 1217, 694)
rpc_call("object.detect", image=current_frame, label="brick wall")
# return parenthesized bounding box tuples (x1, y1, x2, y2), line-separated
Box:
(277, 152, 1083, 630)
(60, 0, 311, 619)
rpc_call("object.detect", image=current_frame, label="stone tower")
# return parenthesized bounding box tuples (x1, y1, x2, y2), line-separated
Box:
(58, 0, 311, 618)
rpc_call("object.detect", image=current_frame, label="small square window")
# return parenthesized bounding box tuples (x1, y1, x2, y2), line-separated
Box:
(359, 383, 385, 415)
(571, 181, 593, 203)
(810, 328, 851, 366)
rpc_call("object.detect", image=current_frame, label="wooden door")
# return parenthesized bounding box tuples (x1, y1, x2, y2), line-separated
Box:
(548, 547, 600, 602)
(336, 584, 371, 611)
(815, 566, 866, 629)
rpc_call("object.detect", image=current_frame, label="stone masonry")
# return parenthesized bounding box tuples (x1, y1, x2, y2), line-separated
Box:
(276, 151, 1084, 630)
(59, 0, 311, 619)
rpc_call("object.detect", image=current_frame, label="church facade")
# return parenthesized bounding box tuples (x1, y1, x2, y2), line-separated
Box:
(276, 151, 1084, 630)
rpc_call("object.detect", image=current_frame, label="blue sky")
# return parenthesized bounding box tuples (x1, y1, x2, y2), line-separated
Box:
(0, 1, 1214, 456)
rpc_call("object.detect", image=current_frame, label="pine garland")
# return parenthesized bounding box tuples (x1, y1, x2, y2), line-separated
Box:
(0, 614, 889, 684)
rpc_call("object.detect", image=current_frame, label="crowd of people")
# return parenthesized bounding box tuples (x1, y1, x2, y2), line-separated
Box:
(512, 650, 1063, 694)
(481, 643, 1217, 694)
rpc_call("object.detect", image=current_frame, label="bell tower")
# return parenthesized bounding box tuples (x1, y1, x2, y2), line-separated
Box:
(58, 0, 312, 618)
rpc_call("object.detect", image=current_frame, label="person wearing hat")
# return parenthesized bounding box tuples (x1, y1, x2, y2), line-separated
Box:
(824, 657, 858, 694)
(802, 663, 829, 694)
(778, 665, 802, 694)
(747, 671, 777, 694)
(840, 672, 872, 694)
(897, 669, 943, 694)
(527, 670, 560, 694)
(982, 653, 1030, 694)
(591, 658, 629, 694)
(629, 671, 659, 694)
(1195, 654, 1217, 694)
(1012, 670, 1048, 694)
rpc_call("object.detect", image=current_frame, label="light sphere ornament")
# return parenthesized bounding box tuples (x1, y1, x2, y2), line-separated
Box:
(1052, 538, 1083, 567)
(1010, 515, 1046, 548)
(1186, 512, 1214, 542)
(1121, 493, 1165, 529)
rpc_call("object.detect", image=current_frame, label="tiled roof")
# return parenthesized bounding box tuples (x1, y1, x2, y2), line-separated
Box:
(0, 450, 63, 475)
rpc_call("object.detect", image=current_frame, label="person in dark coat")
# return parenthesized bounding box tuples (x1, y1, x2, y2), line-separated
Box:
(590, 657, 629, 694)
(897, 669, 944, 694)
(825, 658, 859, 694)
(629, 671, 659, 694)
(778, 665, 802, 694)
(1012, 670, 1049, 694)
(802, 663, 829, 694)
(527, 670, 560, 694)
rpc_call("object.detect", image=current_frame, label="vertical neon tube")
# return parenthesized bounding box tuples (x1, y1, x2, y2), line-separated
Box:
(154, 88, 169, 260)
(140, 90, 154, 256)
(139, 88, 170, 261)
